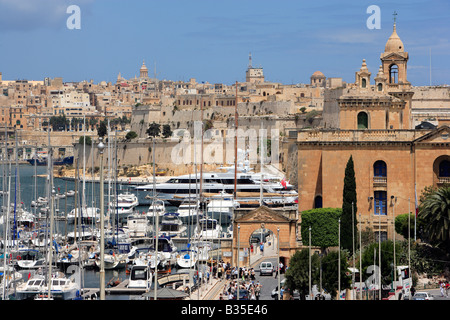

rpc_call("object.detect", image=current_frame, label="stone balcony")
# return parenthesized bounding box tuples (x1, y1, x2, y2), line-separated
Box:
(438, 176, 450, 185)
(373, 176, 387, 188)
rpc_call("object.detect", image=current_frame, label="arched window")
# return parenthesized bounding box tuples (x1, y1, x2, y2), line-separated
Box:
(314, 195, 323, 209)
(357, 112, 369, 129)
(361, 78, 367, 88)
(377, 83, 383, 91)
(374, 160, 387, 177)
(389, 64, 398, 84)
(439, 160, 450, 177)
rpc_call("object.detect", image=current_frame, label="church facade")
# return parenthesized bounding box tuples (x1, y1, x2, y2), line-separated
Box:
(296, 23, 450, 240)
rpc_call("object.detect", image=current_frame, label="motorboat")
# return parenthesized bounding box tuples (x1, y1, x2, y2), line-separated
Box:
(66, 207, 100, 224)
(14, 248, 46, 270)
(176, 198, 200, 218)
(176, 249, 198, 269)
(125, 213, 152, 238)
(205, 191, 240, 221)
(146, 199, 166, 218)
(15, 272, 81, 300)
(194, 218, 221, 239)
(95, 250, 127, 270)
(159, 213, 187, 238)
(128, 247, 167, 270)
(66, 226, 96, 243)
(149, 236, 177, 264)
(109, 192, 139, 218)
(127, 264, 152, 290)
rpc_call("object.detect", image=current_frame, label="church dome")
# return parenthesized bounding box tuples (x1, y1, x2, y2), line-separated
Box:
(384, 24, 405, 53)
(311, 71, 325, 78)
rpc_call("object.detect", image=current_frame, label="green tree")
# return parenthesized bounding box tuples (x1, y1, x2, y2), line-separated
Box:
(125, 131, 138, 140)
(341, 155, 357, 254)
(300, 208, 341, 250)
(162, 124, 172, 138)
(78, 136, 92, 146)
(360, 240, 402, 287)
(321, 250, 351, 299)
(97, 120, 108, 138)
(395, 213, 419, 240)
(49, 115, 69, 131)
(146, 122, 160, 138)
(419, 186, 450, 249)
(285, 249, 320, 298)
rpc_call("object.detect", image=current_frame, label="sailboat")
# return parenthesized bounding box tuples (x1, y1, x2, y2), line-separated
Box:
(176, 248, 198, 269)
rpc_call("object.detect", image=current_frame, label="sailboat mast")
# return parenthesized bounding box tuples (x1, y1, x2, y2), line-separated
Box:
(234, 81, 238, 200)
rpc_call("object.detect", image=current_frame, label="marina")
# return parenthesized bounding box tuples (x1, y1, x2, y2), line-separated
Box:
(0, 160, 295, 300)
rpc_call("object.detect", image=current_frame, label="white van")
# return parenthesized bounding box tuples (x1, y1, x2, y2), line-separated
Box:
(259, 261, 274, 276)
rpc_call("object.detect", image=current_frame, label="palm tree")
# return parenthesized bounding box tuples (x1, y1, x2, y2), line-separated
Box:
(419, 186, 450, 247)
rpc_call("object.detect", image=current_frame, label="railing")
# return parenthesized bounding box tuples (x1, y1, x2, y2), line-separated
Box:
(438, 177, 450, 185)
(373, 176, 387, 185)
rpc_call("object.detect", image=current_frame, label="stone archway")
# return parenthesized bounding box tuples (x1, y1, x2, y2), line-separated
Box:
(232, 206, 298, 267)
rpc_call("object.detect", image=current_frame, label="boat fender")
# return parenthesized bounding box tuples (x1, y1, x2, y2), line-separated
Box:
(17, 255, 21, 260)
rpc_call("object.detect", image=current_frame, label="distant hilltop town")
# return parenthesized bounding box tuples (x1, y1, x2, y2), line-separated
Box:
(0, 26, 449, 180)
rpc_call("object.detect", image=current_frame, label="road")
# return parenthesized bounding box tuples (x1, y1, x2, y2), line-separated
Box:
(252, 257, 284, 300)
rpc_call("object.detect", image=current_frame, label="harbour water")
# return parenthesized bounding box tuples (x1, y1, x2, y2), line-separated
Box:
(0, 164, 231, 300)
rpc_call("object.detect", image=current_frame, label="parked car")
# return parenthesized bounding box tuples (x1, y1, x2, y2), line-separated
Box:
(259, 261, 274, 276)
(231, 289, 249, 300)
(412, 292, 434, 300)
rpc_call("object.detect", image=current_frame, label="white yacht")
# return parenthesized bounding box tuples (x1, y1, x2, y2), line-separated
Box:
(146, 199, 166, 218)
(194, 218, 221, 240)
(159, 213, 187, 238)
(67, 207, 100, 224)
(109, 192, 139, 218)
(206, 191, 240, 220)
(14, 248, 46, 270)
(15, 272, 81, 300)
(125, 213, 152, 238)
(176, 198, 200, 218)
(135, 169, 296, 205)
(127, 263, 152, 290)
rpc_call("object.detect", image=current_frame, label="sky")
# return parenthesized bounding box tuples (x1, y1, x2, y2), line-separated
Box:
(0, 0, 448, 86)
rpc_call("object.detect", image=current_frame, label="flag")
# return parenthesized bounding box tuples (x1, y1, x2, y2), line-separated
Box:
(414, 183, 419, 217)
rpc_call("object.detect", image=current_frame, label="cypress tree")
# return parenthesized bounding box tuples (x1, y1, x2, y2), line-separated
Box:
(341, 155, 357, 254)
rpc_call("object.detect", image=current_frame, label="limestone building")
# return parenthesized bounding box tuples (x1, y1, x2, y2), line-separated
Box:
(245, 53, 264, 84)
(296, 22, 450, 241)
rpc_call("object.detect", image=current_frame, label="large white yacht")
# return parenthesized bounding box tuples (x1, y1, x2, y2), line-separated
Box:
(135, 168, 296, 206)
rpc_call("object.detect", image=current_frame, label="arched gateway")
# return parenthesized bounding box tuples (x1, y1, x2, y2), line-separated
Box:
(232, 206, 299, 267)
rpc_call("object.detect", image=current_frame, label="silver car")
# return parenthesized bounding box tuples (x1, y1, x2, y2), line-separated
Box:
(412, 292, 434, 300)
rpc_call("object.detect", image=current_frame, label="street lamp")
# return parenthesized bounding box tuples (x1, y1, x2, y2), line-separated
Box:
(277, 227, 280, 300)
(338, 219, 341, 300)
(237, 224, 240, 301)
(97, 137, 105, 300)
(309, 225, 311, 300)
(391, 195, 397, 287)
